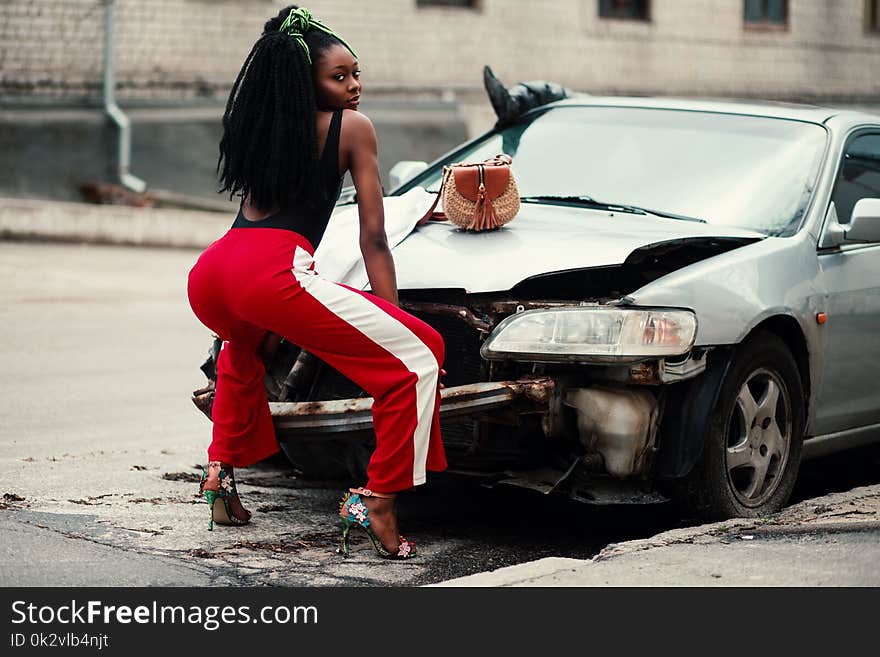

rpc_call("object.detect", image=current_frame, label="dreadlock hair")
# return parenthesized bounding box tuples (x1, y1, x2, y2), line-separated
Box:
(217, 5, 349, 211)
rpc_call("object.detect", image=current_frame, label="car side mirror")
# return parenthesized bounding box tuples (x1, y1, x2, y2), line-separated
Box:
(819, 202, 845, 248)
(389, 160, 428, 190)
(845, 198, 880, 243)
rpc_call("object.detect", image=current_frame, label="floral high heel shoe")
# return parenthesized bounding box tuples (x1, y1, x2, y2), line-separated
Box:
(338, 487, 416, 560)
(199, 461, 251, 531)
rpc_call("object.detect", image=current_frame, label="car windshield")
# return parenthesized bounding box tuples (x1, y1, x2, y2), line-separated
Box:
(397, 106, 828, 235)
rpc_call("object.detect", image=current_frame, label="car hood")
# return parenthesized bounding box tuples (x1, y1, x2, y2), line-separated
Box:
(390, 203, 764, 293)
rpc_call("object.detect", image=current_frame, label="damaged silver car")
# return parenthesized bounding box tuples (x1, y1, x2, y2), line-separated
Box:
(194, 96, 880, 520)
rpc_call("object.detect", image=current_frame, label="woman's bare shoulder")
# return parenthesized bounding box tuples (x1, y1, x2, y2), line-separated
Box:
(340, 109, 376, 143)
(339, 111, 378, 173)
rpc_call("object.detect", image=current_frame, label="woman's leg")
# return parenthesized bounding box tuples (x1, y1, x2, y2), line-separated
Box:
(312, 284, 446, 552)
(342, 284, 446, 493)
(196, 322, 274, 522)
(188, 244, 278, 523)
(241, 245, 447, 549)
(243, 245, 447, 492)
(208, 326, 279, 467)
(188, 247, 280, 469)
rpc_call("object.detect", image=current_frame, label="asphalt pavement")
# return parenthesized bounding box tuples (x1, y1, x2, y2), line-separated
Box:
(435, 484, 880, 586)
(2, 198, 879, 588)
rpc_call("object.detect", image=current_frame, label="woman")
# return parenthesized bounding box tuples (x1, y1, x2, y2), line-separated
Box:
(187, 6, 447, 560)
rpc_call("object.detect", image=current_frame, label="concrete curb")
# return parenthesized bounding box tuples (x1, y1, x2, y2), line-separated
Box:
(433, 483, 880, 586)
(0, 197, 229, 249)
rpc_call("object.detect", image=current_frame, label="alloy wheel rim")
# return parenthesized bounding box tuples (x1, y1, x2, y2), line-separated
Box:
(725, 368, 792, 508)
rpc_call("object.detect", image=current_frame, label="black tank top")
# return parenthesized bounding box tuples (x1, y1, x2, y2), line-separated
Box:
(231, 109, 345, 250)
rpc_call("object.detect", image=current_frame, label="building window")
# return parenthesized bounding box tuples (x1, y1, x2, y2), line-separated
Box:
(867, 0, 880, 33)
(599, 0, 650, 21)
(744, 0, 788, 29)
(416, 0, 477, 7)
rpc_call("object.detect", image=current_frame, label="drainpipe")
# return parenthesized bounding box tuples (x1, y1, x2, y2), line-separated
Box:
(102, 0, 146, 193)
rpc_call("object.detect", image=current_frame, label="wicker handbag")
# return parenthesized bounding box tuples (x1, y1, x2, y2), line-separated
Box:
(418, 154, 519, 231)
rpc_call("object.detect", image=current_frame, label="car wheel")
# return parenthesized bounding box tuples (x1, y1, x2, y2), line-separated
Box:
(277, 437, 373, 482)
(344, 439, 372, 483)
(679, 331, 805, 520)
(277, 438, 351, 480)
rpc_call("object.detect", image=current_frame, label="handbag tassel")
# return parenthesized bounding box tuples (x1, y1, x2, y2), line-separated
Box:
(468, 165, 501, 231)
(469, 186, 500, 231)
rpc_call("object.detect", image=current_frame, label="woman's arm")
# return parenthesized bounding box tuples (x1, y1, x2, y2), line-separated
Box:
(343, 111, 398, 305)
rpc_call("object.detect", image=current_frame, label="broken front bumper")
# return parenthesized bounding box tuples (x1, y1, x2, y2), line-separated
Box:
(269, 374, 662, 480)
(269, 377, 555, 435)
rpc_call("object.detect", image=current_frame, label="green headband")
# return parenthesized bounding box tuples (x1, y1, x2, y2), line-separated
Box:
(278, 7, 358, 65)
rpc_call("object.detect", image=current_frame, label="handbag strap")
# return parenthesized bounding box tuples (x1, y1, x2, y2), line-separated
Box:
(417, 167, 452, 226)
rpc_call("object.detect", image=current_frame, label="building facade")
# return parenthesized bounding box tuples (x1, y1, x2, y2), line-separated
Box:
(2, 1, 879, 202)
(2, 0, 880, 103)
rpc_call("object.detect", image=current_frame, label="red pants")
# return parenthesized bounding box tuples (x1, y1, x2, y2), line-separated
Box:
(187, 228, 447, 492)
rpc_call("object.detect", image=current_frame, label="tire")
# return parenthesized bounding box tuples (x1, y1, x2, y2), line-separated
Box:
(344, 439, 373, 483)
(677, 331, 805, 521)
(277, 437, 372, 482)
(277, 439, 351, 480)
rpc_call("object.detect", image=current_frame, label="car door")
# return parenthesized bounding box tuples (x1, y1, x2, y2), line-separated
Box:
(812, 130, 880, 435)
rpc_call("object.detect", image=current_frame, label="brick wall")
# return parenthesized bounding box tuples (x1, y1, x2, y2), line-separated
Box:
(2, 0, 879, 101)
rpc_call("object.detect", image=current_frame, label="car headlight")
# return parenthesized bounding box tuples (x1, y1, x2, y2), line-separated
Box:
(480, 307, 697, 363)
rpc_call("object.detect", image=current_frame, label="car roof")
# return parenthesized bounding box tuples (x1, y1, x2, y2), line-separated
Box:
(545, 95, 880, 127)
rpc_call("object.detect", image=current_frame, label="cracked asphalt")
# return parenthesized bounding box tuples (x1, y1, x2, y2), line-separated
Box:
(2, 240, 879, 587)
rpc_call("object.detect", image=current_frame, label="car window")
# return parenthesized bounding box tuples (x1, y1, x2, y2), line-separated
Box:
(830, 132, 880, 224)
(397, 106, 828, 236)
